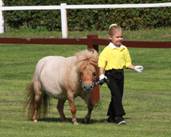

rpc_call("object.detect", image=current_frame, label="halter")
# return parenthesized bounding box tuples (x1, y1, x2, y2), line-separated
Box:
(81, 77, 110, 92)
(79, 77, 98, 93)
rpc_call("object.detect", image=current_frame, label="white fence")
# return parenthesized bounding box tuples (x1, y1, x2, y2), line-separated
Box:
(0, 1, 171, 38)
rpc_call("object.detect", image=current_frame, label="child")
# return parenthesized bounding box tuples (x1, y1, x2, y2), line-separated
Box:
(98, 24, 143, 125)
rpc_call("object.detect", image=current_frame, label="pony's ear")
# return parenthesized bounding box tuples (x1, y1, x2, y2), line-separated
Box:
(88, 48, 95, 53)
(88, 49, 98, 58)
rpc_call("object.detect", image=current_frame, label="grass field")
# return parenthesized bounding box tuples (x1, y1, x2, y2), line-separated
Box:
(1, 27, 171, 41)
(0, 28, 171, 137)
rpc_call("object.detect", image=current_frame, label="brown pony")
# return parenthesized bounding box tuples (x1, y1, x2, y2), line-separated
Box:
(25, 49, 98, 125)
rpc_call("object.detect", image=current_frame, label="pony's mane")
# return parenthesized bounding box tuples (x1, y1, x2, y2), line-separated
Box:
(75, 49, 98, 66)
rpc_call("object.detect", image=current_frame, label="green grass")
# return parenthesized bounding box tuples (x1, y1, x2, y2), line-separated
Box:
(1, 27, 171, 41)
(0, 28, 171, 137)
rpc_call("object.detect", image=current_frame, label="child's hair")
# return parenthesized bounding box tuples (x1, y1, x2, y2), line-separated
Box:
(108, 24, 122, 36)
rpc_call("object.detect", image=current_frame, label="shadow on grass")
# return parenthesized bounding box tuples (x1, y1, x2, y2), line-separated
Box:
(39, 117, 108, 124)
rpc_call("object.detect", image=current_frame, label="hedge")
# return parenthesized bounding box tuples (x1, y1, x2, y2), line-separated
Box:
(3, 0, 171, 31)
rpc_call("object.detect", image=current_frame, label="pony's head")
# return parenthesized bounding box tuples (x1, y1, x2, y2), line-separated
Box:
(76, 49, 98, 92)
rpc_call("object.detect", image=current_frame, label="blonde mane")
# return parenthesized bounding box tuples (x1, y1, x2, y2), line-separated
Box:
(75, 49, 98, 67)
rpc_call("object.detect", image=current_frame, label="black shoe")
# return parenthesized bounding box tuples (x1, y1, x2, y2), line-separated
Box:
(114, 117, 126, 125)
(107, 117, 115, 123)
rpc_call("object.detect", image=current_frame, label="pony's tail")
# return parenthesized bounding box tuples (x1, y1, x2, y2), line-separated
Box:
(25, 82, 49, 121)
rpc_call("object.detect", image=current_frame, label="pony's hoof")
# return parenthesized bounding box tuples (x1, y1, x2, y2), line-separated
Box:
(60, 117, 67, 122)
(73, 121, 79, 125)
(33, 119, 38, 123)
(83, 118, 91, 124)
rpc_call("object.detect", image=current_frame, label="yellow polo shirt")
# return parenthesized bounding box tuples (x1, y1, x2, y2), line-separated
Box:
(98, 42, 132, 70)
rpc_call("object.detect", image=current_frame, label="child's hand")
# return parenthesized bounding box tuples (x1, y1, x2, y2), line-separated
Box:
(99, 74, 107, 80)
(99, 74, 108, 85)
(134, 65, 144, 73)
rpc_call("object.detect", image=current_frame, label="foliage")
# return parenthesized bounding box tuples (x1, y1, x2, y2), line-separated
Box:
(3, 0, 171, 31)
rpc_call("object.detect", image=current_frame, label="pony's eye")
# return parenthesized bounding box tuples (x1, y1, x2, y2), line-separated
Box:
(93, 72, 96, 76)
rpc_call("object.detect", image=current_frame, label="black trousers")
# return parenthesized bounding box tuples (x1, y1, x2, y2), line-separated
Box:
(105, 69, 125, 118)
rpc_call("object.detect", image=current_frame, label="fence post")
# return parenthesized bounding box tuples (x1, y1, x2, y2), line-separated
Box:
(87, 34, 100, 105)
(0, 0, 4, 33)
(87, 34, 99, 51)
(60, 3, 68, 38)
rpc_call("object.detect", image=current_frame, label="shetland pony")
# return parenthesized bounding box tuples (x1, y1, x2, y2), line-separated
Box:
(26, 49, 98, 125)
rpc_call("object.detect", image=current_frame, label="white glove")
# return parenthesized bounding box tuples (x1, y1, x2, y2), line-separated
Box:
(99, 74, 107, 85)
(134, 65, 144, 73)
(99, 74, 107, 80)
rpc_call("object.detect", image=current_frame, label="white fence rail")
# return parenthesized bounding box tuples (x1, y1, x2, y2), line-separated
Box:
(0, 1, 171, 38)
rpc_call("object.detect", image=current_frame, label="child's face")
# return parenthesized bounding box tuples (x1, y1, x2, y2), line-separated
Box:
(110, 30, 123, 46)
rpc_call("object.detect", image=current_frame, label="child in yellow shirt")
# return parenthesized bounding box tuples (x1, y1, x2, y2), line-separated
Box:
(98, 24, 143, 125)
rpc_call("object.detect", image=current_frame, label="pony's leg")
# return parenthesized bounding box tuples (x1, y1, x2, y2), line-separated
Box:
(32, 80, 42, 122)
(57, 99, 66, 121)
(80, 95, 93, 123)
(84, 101, 93, 123)
(67, 92, 78, 125)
